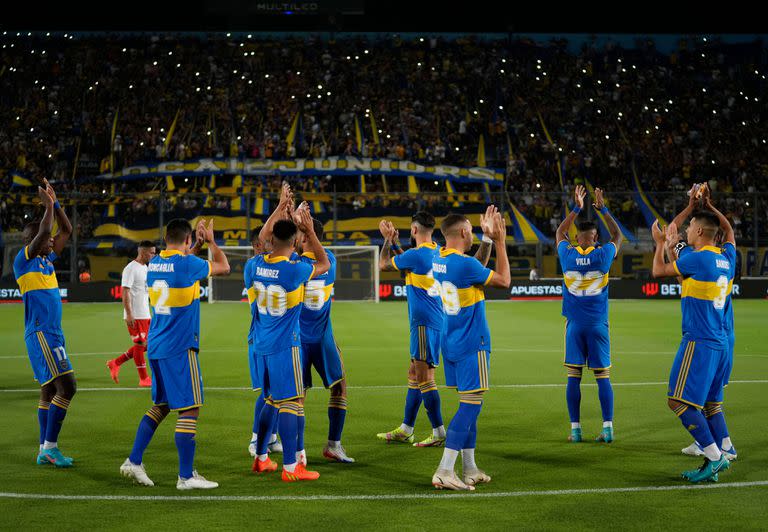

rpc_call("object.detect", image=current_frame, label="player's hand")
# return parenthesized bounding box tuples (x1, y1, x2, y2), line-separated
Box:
(125, 314, 135, 329)
(196, 219, 206, 242)
(38, 186, 54, 207)
(295, 207, 314, 235)
(43, 178, 57, 204)
(687, 183, 699, 207)
(665, 221, 679, 246)
(201, 219, 215, 243)
(379, 219, 392, 241)
(491, 212, 506, 243)
(279, 182, 292, 205)
(592, 188, 605, 210)
(480, 205, 498, 238)
(574, 184, 586, 210)
(651, 219, 666, 244)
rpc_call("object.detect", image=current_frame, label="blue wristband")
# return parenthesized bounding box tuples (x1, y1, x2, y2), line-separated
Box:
(572, 206, 582, 215)
(391, 241, 401, 251)
(54, 200, 61, 209)
(599, 206, 609, 215)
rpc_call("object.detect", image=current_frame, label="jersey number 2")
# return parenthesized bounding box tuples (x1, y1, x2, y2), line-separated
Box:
(151, 280, 171, 315)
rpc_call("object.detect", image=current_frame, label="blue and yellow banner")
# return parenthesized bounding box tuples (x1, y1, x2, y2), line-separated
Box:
(11, 171, 33, 188)
(584, 180, 637, 243)
(631, 164, 667, 227)
(97, 157, 504, 184)
(286, 112, 300, 148)
(508, 202, 551, 243)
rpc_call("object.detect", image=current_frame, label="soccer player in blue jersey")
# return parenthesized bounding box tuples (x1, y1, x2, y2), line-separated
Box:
(430, 210, 510, 490)
(665, 185, 738, 462)
(376, 209, 494, 447)
(14, 180, 74, 467)
(555, 185, 622, 443)
(652, 208, 735, 483)
(290, 203, 355, 463)
(120, 218, 230, 489)
(249, 207, 331, 482)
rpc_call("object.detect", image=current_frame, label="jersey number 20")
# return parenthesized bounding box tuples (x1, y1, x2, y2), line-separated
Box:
(252, 282, 288, 316)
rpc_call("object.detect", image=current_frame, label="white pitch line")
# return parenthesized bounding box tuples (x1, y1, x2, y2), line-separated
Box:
(1, 380, 766, 394)
(1, 480, 767, 502)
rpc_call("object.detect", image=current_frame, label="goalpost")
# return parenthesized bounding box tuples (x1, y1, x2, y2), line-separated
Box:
(208, 245, 380, 303)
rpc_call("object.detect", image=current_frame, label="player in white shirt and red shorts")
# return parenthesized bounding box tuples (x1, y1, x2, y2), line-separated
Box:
(107, 241, 156, 386)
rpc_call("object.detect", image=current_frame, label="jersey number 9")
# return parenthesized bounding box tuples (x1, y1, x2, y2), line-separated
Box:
(439, 281, 461, 316)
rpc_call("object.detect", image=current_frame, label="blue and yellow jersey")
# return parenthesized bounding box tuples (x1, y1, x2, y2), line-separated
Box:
(244, 253, 266, 344)
(245, 254, 314, 355)
(431, 247, 494, 360)
(13, 247, 62, 338)
(392, 242, 443, 330)
(557, 242, 617, 325)
(673, 244, 733, 346)
(146, 250, 211, 359)
(299, 249, 336, 343)
(679, 243, 736, 334)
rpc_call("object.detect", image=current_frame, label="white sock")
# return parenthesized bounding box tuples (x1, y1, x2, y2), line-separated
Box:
(438, 448, 459, 471)
(433, 425, 446, 438)
(328, 440, 341, 448)
(461, 448, 477, 471)
(603, 421, 613, 429)
(296, 449, 306, 462)
(257, 454, 268, 462)
(284, 462, 297, 473)
(702, 443, 722, 461)
(269, 433, 278, 444)
(251, 432, 258, 442)
(399, 423, 414, 435)
(39, 444, 43, 452)
(571, 422, 581, 430)
(43, 441, 57, 450)
(722, 437, 733, 450)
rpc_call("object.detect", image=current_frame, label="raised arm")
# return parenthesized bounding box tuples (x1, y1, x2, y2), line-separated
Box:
(651, 220, 678, 278)
(295, 208, 329, 277)
(259, 183, 293, 244)
(703, 193, 736, 246)
(556, 185, 586, 244)
(474, 205, 496, 267)
(44, 179, 73, 256)
(188, 220, 205, 255)
(593, 188, 622, 251)
(378, 219, 399, 271)
(201, 219, 230, 276)
(27, 186, 55, 258)
(486, 212, 511, 288)
(670, 183, 701, 230)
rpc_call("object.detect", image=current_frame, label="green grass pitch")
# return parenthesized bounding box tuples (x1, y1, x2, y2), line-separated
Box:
(0, 300, 766, 530)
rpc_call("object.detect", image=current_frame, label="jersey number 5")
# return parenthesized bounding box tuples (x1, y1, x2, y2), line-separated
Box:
(304, 280, 326, 311)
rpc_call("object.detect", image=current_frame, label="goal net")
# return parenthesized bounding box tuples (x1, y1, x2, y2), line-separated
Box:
(208, 245, 380, 303)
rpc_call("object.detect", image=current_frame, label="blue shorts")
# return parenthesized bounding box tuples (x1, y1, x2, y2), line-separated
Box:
(255, 346, 304, 402)
(564, 320, 611, 370)
(150, 349, 204, 411)
(302, 327, 344, 389)
(25, 331, 73, 386)
(248, 341, 259, 391)
(410, 325, 441, 367)
(668, 338, 729, 408)
(444, 351, 490, 393)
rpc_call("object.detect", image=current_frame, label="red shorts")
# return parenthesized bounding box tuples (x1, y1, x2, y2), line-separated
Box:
(127, 319, 151, 344)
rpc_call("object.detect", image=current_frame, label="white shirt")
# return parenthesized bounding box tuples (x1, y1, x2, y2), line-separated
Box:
(122, 260, 150, 320)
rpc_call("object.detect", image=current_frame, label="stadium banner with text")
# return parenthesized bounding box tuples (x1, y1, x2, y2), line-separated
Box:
(376, 279, 768, 301)
(95, 157, 505, 184)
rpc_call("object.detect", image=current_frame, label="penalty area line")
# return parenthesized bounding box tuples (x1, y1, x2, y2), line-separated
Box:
(0, 480, 767, 502)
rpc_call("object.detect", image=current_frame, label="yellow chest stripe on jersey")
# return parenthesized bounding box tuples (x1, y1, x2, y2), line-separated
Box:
(247, 286, 257, 304)
(405, 272, 436, 291)
(681, 278, 730, 301)
(149, 281, 200, 308)
(284, 285, 305, 308)
(457, 285, 485, 308)
(17, 271, 59, 294)
(563, 272, 609, 291)
(322, 283, 334, 302)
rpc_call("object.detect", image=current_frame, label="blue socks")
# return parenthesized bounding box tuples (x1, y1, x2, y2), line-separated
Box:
(256, 400, 279, 455)
(174, 415, 197, 479)
(253, 393, 266, 435)
(129, 406, 166, 464)
(674, 404, 715, 449)
(446, 397, 483, 451)
(328, 397, 347, 442)
(704, 404, 729, 446)
(566, 376, 582, 423)
(296, 405, 305, 451)
(46, 395, 71, 444)
(403, 380, 422, 427)
(596, 372, 614, 423)
(277, 402, 300, 466)
(37, 400, 50, 446)
(419, 381, 443, 429)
